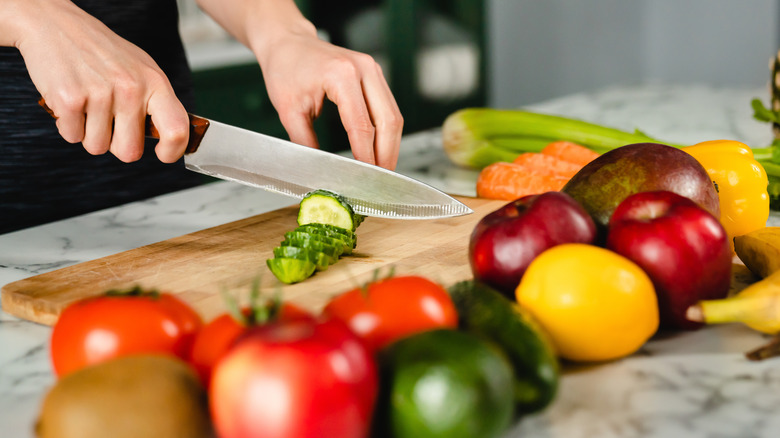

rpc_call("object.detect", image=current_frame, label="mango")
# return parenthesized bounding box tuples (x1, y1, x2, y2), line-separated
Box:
(561, 143, 720, 235)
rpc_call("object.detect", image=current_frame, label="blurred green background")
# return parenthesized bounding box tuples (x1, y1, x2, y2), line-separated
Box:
(183, 0, 487, 153)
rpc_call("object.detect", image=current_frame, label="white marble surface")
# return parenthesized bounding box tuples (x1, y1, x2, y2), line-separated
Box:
(2, 83, 780, 437)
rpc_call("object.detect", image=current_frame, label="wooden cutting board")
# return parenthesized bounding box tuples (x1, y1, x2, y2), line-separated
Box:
(1, 196, 503, 326)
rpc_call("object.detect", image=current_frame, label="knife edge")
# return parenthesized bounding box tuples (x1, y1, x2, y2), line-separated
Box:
(180, 118, 473, 219)
(186, 162, 473, 219)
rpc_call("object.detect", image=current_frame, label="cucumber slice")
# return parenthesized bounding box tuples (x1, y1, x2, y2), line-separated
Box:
(352, 213, 366, 229)
(266, 257, 317, 284)
(296, 222, 355, 237)
(281, 236, 344, 259)
(292, 226, 355, 251)
(295, 224, 357, 248)
(298, 190, 362, 231)
(284, 231, 352, 255)
(273, 246, 333, 271)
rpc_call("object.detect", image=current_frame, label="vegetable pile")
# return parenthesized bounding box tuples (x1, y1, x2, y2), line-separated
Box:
(443, 104, 780, 210)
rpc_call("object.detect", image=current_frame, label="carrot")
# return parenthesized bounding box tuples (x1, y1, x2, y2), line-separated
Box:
(541, 141, 600, 167)
(476, 142, 601, 201)
(476, 162, 568, 201)
(512, 152, 583, 179)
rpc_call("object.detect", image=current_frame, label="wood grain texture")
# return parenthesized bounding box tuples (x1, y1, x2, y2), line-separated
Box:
(1, 196, 503, 326)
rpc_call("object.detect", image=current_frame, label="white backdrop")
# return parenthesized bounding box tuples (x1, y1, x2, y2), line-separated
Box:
(487, 0, 780, 107)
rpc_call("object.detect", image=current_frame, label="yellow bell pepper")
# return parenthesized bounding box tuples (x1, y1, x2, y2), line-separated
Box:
(683, 140, 769, 242)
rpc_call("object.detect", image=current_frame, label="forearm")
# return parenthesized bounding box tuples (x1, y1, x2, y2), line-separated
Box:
(195, 0, 317, 62)
(0, 0, 49, 47)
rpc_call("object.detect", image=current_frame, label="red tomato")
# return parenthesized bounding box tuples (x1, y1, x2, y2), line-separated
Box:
(323, 275, 459, 352)
(50, 289, 202, 377)
(189, 302, 313, 386)
(210, 317, 377, 438)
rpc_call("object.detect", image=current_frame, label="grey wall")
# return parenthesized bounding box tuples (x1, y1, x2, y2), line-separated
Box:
(487, 0, 780, 107)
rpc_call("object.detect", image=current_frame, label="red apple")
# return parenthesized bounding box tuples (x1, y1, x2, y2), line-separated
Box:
(209, 317, 378, 438)
(606, 190, 732, 330)
(469, 191, 597, 296)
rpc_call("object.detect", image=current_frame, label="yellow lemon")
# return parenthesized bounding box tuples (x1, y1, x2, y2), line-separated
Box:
(515, 243, 659, 362)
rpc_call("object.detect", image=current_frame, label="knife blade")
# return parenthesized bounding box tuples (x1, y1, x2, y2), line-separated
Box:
(150, 114, 473, 219)
(37, 98, 472, 219)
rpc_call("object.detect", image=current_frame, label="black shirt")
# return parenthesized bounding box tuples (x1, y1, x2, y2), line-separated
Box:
(0, 0, 205, 234)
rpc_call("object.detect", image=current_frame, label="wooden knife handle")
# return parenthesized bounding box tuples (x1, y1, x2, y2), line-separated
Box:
(37, 97, 210, 154)
(144, 114, 210, 154)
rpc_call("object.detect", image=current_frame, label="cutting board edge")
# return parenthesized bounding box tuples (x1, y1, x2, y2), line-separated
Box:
(1, 285, 59, 326)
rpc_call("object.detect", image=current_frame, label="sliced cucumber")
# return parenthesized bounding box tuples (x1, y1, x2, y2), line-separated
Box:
(297, 189, 363, 231)
(268, 189, 363, 284)
(284, 231, 352, 255)
(352, 213, 366, 229)
(295, 224, 357, 249)
(266, 258, 317, 284)
(281, 237, 344, 259)
(273, 246, 333, 271)
(298, 222, 354, 236)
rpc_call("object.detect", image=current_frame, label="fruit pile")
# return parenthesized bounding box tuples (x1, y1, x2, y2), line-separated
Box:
(468, 140, 775, 363)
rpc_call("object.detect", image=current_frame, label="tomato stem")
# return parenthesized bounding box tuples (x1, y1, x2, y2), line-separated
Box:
(104, 285, 160, 298)
(221, 288, 247, 326)
(220, 277, 285, 326)
(360, 266, 397, 298)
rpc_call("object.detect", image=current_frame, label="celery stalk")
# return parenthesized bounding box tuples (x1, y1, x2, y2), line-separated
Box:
(441, 108, 680, 169)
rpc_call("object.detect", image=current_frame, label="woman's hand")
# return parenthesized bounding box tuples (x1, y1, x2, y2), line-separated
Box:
(5, 0, 189, 163)
(198, 0, 403, 170)
(258, 31, 404, 170)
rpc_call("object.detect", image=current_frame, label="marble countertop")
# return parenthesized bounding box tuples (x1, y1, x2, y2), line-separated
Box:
(3, 83, 780, 438)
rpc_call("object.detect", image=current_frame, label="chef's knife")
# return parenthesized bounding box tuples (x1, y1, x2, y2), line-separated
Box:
(38, 100, 472, 219)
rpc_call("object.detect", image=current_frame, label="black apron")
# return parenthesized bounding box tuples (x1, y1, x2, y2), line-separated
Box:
(0, 0, 204, 234)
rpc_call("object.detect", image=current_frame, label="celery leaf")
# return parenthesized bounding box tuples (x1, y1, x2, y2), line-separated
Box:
(752, 98, 780, 124)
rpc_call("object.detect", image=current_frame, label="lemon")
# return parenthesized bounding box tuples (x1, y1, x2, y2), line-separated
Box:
(515, 243, 659, 362)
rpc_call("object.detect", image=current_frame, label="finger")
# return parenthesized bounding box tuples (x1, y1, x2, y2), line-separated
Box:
(147, 91, 189, 163)
(55, 113, 86, 145)
(359, 64, 403, 170)
(279, 109, 320, 149)
(109, 108, 145, 163)
(50, 93, 87, 144)
(81, 97, 114, 156)
(325, 76, 376, 165)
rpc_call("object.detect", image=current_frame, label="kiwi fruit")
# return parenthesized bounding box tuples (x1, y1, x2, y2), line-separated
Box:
(36, 355, 213, 438)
